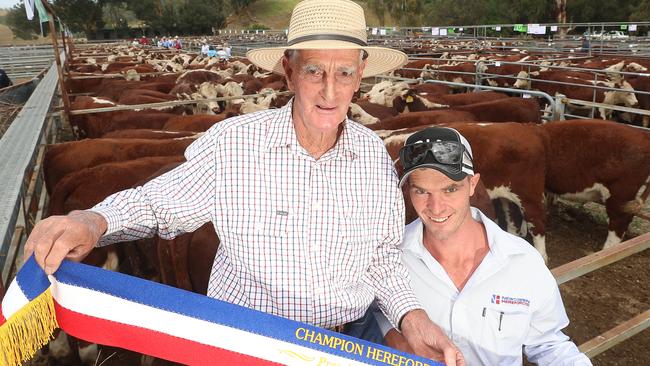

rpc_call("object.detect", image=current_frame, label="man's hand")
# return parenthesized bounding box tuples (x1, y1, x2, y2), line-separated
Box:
(24, 210, 108, 275)
(384, 328, 414, 354)
(400, 309, 465, 366)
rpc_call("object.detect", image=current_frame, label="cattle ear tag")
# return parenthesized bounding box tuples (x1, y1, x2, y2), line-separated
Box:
(406, 95, 414, 103)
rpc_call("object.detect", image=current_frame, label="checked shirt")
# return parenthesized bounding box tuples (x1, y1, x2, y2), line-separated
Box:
(92, 99, 421, 328)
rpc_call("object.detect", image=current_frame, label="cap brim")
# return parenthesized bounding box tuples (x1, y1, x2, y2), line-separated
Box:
(399, 164, 468, 187)
(246, 40, 408, 78)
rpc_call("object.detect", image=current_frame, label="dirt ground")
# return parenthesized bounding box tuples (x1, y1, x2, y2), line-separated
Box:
(544, 200, 649, 365)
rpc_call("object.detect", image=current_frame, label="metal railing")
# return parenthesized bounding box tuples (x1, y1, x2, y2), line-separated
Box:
(0, 63, 59, 282)
(551, 232, 650, 358)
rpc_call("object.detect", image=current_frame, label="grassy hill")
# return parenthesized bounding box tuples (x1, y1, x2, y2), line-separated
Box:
(226, 0, 397, 29)
(0, 8, 51, 46)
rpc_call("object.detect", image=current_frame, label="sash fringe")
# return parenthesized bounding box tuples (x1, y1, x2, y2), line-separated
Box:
(0, 289, 58, 366)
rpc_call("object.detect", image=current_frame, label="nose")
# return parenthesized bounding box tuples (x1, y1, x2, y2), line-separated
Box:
(426, 193, 446, 214)
(320, 74, 337, 101)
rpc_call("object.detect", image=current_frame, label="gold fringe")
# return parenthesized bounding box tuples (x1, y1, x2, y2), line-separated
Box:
(0, 288, 58, 366)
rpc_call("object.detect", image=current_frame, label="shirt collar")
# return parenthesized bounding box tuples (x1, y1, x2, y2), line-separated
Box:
(265, 98, 358, 161)
(266, 98, 297, 150)
(403, 207, 529, 262)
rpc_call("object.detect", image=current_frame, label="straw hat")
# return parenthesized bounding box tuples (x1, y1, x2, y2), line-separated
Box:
(246, 0, 407, 77)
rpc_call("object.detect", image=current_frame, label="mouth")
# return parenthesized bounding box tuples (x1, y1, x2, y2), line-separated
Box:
(427, 214, 451, 223)
(316, 104, 337, 112)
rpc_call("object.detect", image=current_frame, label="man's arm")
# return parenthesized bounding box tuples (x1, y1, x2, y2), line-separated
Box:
(24, 127, 222, 274)
(524, 280, 592, 365)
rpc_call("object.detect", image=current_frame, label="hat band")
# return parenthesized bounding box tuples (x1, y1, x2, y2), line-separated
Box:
(288, 34, 368, 47)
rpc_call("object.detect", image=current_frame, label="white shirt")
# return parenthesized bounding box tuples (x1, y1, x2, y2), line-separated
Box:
(92, 99, 421, 328)
(375, 208, 592, 366)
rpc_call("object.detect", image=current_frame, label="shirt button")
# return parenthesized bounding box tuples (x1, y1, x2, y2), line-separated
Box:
(313, 201, 322, 210)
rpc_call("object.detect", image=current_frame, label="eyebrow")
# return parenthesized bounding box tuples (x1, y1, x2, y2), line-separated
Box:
(300, 63, 358, 73)
(410, 182, 462, 192)
(301, 64, 323, 72)
(337, 65, 357, 74)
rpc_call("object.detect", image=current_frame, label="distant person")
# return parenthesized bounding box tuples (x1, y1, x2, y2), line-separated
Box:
(580, 37, 590, 52)
(0, 69, 12, 89)
(372, 126, 592, 365)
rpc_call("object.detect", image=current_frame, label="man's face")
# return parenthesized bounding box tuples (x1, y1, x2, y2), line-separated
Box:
(282, 49, 366, 135)
(408, 168, 480, 242)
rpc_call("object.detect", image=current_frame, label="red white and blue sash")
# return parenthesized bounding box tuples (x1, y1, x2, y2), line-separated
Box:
(1, 257, 441, 366)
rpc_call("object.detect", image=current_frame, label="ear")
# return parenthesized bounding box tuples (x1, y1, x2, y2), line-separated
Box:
(468, 173, 481, 197)
(281, 56, 295, 92)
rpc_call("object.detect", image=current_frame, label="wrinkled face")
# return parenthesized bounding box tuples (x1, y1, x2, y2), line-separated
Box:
(282, 49, 366, 136)
(408, 168, 480, 242)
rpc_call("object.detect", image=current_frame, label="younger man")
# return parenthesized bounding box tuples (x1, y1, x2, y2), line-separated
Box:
(375, 127, 591, 365)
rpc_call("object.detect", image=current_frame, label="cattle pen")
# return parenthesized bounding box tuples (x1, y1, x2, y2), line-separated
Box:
(1, 25, 649, 365)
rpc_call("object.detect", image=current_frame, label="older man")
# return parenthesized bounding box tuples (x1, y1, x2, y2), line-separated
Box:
(373, 126, 591, 365)
(24, 0, 463, 364)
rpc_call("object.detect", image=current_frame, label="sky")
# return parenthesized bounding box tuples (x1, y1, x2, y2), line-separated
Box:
(0, 0, 19, 10)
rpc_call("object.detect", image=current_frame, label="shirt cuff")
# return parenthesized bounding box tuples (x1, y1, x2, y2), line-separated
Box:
(383, 292, 423, 330)
(88, 205, 123, 247)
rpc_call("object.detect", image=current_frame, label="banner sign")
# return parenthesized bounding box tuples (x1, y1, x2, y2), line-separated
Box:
(1, 257, 442, 366)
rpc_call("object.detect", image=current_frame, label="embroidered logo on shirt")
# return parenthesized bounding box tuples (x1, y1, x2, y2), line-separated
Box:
(491, 294, 530, 307)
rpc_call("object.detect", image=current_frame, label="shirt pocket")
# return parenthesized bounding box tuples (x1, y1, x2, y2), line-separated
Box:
(329, 217, 376, 284)
(481, 306, 531, 357)
(225, 211, 291, 283)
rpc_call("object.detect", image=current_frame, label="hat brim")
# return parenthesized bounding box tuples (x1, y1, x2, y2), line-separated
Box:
(246, 40, 407, 78)
(399, 164, 469, 187)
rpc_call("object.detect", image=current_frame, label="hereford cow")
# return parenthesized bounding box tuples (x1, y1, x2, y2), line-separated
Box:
(514, 70, 638, 120)
(49, 156, 185, 215)
(391, 90, 510, 113)
(364, 110, 478, 130)
(101, 129, 197, 139)
(44, 137, 195, 193)
(543, 120, 650, 252)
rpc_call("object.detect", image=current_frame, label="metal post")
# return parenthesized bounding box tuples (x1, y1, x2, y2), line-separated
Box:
(41, 0, 71, 123)
(590, 73, 598, 118)
(553, 93, 566, 121)
(600, 24, 605, 55)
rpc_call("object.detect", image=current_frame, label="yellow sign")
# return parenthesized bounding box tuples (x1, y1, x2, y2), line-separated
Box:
(294, 327, 433, 366)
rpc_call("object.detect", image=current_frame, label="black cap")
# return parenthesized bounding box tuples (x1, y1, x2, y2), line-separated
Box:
(398, 127, 474, 187)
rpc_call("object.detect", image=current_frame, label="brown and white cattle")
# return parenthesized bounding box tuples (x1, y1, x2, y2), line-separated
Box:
(543, 120, 650, 250)
(44, 137, 196, 193)
(514, 70, 638, 119)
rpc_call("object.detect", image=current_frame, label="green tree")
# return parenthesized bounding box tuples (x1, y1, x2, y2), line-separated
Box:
(179, 0, 225, 35)
(126, 0, 225, 35)
(630, 0, 650, 21)
(566, 0, 635, 22)
(230, 0, 256, 16)
(52, 0, 104, 36)
(5, 3, 42, 40)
